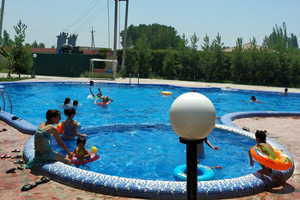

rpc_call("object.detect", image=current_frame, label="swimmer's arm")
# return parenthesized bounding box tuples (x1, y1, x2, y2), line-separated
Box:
(89, 88, 95, 97)
(73, 121, 87, 137)
(106, 99, 113, 104)
(98, 88, 103, 97)
(51, 126, 73, 157)
(83, 148, 91, 158)
(204, 138, 219, 150)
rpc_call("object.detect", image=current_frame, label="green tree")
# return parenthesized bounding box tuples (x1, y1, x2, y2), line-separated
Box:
(31, 41, 38, 48)
(210, 33, 226, 81)
(120, 23, 186, 50)
(230, 38, 244, 83)
(162, 47, 178, 79)
(189, 33, 201, 80)
(38, 42, 45, 48)
(190, 32, 199, 50)
(123, 49, 138, 76)
(0, 47, 14, 78)
(265, 22, 299, 53)
(1, 30, 13, 47)
(288, 56, 300, 86)
(200, 35, 213, 81)
(11, 20, 33, 75)
(135, 34, 152, 77)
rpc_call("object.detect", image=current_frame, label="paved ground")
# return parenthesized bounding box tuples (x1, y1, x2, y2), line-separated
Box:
(0, 75, 299, 199)
(234, 117, 300, 200)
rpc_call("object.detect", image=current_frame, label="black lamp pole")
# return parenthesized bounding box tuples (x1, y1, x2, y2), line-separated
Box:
(180, 137, 202, 200)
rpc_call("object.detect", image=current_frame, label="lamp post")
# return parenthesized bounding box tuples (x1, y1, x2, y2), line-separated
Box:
(170, 92, 216, 200)
(31, 53, 37, 78)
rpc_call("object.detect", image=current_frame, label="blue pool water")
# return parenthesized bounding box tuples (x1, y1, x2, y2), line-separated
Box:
(3, 82, 300, 181)
(55, 125, 258, 181)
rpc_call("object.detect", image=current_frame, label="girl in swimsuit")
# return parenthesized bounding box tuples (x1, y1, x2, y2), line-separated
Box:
(62, 108, 87, 139)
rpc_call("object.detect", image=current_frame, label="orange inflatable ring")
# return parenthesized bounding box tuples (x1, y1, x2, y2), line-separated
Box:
(161, 91, 172, 95)
(250, 146, 292, 170)
(56, 123, 63, 134)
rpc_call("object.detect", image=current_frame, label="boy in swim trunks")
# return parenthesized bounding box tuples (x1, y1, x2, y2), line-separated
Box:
(249, 130, 277, 175)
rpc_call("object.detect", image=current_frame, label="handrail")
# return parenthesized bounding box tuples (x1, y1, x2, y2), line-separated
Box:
(6, 91, 12, 113)
(0, 91, 4, 111)
(0, 90, 12, 113)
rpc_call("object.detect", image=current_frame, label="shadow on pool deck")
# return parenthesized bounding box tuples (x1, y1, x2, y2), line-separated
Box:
(1, 117, 299, 200)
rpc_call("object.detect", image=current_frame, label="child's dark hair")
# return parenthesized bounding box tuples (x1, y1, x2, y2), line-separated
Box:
(73, 100, 78, 106)
(46, 109, 60, 121)
(255, 130, 267, 143)
(77, 136, 86, 145)
(64, 97, 71, 105)
(64, 108, 76, 116)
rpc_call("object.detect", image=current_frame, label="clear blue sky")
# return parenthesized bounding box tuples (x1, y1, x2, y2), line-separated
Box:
(3, 0, 300, 49)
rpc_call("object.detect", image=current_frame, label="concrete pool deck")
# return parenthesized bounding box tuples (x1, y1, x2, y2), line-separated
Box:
(0, 75, 299, 199)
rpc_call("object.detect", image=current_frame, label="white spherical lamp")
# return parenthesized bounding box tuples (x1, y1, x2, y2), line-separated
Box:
(32, 53, 37, 58)
(169, 92, 216, 140)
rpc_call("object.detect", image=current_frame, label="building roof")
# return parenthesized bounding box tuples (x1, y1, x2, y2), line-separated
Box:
(31, 48, 99, 55)
(31, 48, 56, 54)
(223, 43, 263, 53)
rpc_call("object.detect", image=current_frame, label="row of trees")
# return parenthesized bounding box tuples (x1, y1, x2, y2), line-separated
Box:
(1, 20, 299, 87)
(119, 23, 300, 87)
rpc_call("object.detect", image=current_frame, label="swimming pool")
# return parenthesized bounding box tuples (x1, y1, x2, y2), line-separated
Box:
(2, 82, 300, 128)
(0, 81, 297, 199)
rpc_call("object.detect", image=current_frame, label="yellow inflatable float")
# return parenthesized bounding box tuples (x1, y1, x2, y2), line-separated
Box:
(161, 91, 172, 95)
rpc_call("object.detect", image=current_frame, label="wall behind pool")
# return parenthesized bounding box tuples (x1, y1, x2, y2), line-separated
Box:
(34, 54, 102, 77)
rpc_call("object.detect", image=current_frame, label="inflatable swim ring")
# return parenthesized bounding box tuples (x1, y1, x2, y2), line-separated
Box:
(87, 94, 94, 99)
(71, 153, 100, 165)
(250, 147, 292, 170)
(161, 91, 172, 95)
(56, 123, 63, 134)
(97, 102, 108, 106)
(173, 164, 215, 181)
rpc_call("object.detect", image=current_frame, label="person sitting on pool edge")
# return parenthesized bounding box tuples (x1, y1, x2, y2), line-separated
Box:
(62, 108, 87, 139)
(250, 96, 262, 103)
(249, 130, 277, 175)
(25, 109, 73, 169)
(89, 88, 113, 104)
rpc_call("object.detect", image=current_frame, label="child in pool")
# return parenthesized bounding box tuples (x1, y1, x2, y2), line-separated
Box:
(249, 130, 277, 175)
(62, 97, 72, 109)
(89, 88, 113, 104)
(62, 108, 87, 139)
(73, 136, 91, 165)
(72, 100, 79, 107)
(250, 96, 262, 103)
(197, 137, 222, 169)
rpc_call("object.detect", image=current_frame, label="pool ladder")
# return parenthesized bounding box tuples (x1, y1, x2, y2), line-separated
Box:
(0, 90, 13, 114)
(129, 73, 140, 85)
